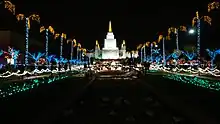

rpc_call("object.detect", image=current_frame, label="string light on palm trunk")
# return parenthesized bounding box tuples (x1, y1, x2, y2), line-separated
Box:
(192, 11, 211, 64)
(54, 33, 66, 59)
(167, 26, 187, 51)
(40, 26, 55, 67)
(16, 14, 40, 67)
(25, 18, 29, 65)
(46, 29, 49, 58)
(77, 43, 81, 60)
(67, 39, 77, 60)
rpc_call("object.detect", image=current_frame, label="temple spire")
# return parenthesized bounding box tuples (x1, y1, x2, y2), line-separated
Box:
(123, 40, 125, 44)
(109, 21, 112, 32)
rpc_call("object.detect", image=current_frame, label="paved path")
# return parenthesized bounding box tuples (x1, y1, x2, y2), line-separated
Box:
(55, 73, 191, 124)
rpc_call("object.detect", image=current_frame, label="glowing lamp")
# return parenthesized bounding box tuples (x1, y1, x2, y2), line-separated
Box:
(189, 29, 195, 34)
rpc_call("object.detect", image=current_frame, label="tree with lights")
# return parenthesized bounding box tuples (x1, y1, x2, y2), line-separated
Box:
(2, 0, 15, 15)
(0, 50, 3, 56)
(54, 57, 68, 70)
(46, 55, 55, 70)
(206, 49, 220, 70)
(54, 58, 60, 70)
(171, 50, 182, 65)
(16, 14, 40, 68)
(69, 59, 77, 65)
(191, 11, 211, 62)
(136, 44, 142, 62)
(29, 52, 45, 70)
(140, 41, 150, 63)
(140, 44, 145, 63)
(167, 26, 187, 51)
(157, 32, 172, 66)
(150, 42, 159, 62)
(54, 33, 67, 59)
(67, 38, 77, 60)
(8, 47, 20, 68)
(40, 26, 55, 67)
(77, 43, 82, 60)
(208, 1, 219, 12)
(182, 51, 196, 61)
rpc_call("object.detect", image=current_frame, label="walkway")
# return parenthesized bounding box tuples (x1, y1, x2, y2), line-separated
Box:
(55, 71, 191, 124)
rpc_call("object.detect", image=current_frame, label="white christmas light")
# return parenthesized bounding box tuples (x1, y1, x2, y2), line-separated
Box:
(149, 64, 220, 77)
(0, 65, 85, 78)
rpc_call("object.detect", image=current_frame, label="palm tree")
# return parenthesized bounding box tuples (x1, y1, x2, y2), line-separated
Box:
(40, 26, 55, 67)
(16, 14, 40, 67)
(67, 39, 77, 60)
(2, 0, 15, 15)
(167, 26, 187, 51)
(192, 11, 211, 61)
(54, 33, 67, 58)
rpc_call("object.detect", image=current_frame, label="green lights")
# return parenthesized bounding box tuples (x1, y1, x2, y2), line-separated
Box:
(0, 75, 68, 98)
(163, 74, 220, 91)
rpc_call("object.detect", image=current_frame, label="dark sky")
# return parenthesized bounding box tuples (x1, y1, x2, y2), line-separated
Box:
(6, 0, 215, 50)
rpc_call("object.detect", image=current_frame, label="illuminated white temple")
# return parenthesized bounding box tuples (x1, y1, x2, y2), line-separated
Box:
(95, 21, 127, 59)
(102, 21, 120, 59)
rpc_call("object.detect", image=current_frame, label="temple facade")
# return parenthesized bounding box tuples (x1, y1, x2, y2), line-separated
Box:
(94, 21, 128, 59)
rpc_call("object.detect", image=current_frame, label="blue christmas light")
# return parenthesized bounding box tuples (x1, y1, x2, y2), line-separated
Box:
(165, 54, 172, 61)
(155, 55, 162, 63)
(183, 51, 196, 60)
(171, 51, 181, 60)
(0, 50, 4, 56)
(29, 52, 45, 69)
(152, 49, 160, 55)
(9, 48, 20, 68)
(206, 49, 220, 69)
(46, 55, 55, 69)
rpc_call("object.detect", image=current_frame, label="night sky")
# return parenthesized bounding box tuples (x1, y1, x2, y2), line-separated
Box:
(1, 0, 219, 53)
